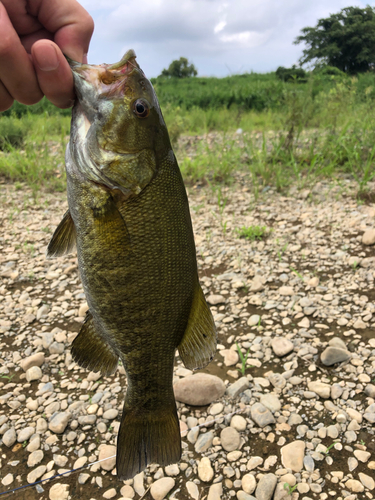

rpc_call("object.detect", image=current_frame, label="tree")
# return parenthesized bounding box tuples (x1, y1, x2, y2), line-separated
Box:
(160, 57, 197, 78)
(294, 6, 375, 74)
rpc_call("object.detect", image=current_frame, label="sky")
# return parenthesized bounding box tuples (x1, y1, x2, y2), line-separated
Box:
(78, 0, 375, 78)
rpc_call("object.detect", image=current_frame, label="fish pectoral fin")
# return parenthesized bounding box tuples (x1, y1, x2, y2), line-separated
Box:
(47, 210, 77, 258)
(178, 284, 217, 370)
(71, 311, 119, 377)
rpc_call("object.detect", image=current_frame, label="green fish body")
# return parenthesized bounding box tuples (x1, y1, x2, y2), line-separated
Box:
(48, 50, 216, 480)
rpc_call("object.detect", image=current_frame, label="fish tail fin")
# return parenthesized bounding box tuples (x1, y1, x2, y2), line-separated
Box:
(116, 402, 181, 480)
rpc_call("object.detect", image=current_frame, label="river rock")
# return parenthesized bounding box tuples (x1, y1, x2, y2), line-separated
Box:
(281, 441, 305, 472)
(226, 377, 250, 398)
(17, 426, 35, 443)
(362, 229, 375, 245)
(27, 450, 44, 467)
(198, 457, 214, 482)
(271, 338, 294, 357)
(251, 403, 275, 427)
(49, 412, 70, 433)
(321, 346, 350, 366)
(207, 482, 223, 500)
(254, 473, 277, 500)
(25, 366, 42, 382)
(20, 352, 45, 371)
(242, 473, 256, 494)
(2, 427, 16, 447)
(99, 445, 116, 471)
(49, 483, 69, 500)
(222, 349, 239, 366)
(207, 294, 226, 305)
(195, 431, 214, 453)
(231, 415, 247, 431)
(186, 481, 199, 500)
(220, 427, 240, 451)
(359, 472, 375, 490)
(27, 465, 46, 483)
(308, 381, 331, 398)
(150, 477, 175, 500)
(174, 373, 225, 405)
(345, 479, 364, 492)
(260, 394, 281, 413)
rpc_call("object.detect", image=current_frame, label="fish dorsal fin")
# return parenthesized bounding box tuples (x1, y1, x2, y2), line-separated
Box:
(71, 311, 119, 377)
(47, 210, 76, 258)
(178, 284, 217, 370)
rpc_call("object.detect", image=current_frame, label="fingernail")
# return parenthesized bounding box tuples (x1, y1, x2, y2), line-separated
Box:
(34, 44, 59, 71)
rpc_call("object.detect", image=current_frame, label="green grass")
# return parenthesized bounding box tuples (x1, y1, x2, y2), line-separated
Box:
(236, 225, 268, 241)
(1, 69, 375, 195)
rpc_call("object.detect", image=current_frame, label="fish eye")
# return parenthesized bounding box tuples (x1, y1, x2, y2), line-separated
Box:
(133, 99, 149, 118)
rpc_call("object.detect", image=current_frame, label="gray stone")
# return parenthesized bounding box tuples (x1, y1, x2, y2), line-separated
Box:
(237, 492, 256, 500)
(49, 412, 70, 434)
(242, 473, 256, 494)
(20, 353, 45, 371)
(195, 431, 214, 453)
(260, 394, 281, 413)
(207, 294, 226, 305)
(271, 338, 294, 357)
(362, 229, 375, 245)
(308, 381, 331, 398)
(226, 377, 250, 398)
(331, 383, 344, 399)
(221, 427, 240, 451)
(174, 373, 225, 406)
(49, 342, 64, 354)
(49, 483, 69, 500)
(2, 427, 16, 447)
(321, 346, 350, 366)
(103, 409, 118, 420)
(99, 445, 116, 471)
(25, 366, 42, 382)
(251, 403, 275, 428)
(27, 450, 44, 467)
(304, 455, 315, 472)
(150, 477, 175, 500)
(27, 465, 46, 483)
(365, 384, 375, 398)
(187, 426, 199, 444)
(281, 441, 305, 472)
(268, 373, 286, 389)
(17, 427, 35, 443)
(198, 457, 214, 482)
(186, 481, 199, 500)
(254, 473, 277, 500)
(207, 482, 222, 500)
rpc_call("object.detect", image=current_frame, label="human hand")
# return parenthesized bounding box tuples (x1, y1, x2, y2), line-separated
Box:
(0, 0, 94, 111)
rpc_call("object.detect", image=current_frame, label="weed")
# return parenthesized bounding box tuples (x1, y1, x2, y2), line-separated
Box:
(323, 442, 337, 455)
(290, 266, 304, 280)
(0, 372, 15, 381)
(236, 225, 267, 241)
(236, 342, 251, 376)
(284, 483, 298, 495)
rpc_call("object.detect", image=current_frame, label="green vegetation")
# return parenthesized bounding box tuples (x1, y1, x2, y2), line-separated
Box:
(1, 66, 375, 197)
(284, 483, 298, 495)
(236, 226, 267, 241)
(236, 342, 251, 376)
(295, 6, 375, 73)
(160, 57, 198, 78)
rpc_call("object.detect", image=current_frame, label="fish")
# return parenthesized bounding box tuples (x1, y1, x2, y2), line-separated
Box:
(47, 50, 217, 480)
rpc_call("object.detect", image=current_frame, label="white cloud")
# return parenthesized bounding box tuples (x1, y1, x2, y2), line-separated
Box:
(77, 0, 375, 76)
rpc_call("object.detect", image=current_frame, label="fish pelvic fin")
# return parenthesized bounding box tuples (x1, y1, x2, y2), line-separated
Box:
(178, 283, 217, 370)
(71, 311, 119, 377)
(47, 210, 76, 258)
(116, 403, 181, 480)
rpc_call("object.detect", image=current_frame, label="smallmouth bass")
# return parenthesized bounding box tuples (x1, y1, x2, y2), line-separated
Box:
(47, 50, 216, 480)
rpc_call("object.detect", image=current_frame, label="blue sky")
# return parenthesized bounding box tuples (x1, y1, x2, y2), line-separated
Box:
(78, 0, 375, 77)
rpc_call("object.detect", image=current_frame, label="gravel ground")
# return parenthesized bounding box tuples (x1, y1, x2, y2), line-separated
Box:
(1, 173, 375, 500)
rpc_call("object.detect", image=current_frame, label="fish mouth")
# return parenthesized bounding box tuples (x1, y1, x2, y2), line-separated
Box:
(67, 50, 142, 100)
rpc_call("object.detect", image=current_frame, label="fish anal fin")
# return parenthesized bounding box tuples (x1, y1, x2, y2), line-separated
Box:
(47, 210, 76, 258)
(178, 284, 217, 370)
(116, 403, 181, 480)
(71, 311, 119, 377)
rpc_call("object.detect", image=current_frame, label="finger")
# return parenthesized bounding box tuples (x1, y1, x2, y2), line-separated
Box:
(21, 29, 54, 53)
(33, 0, 94, 63)
(2, 0, 42, 35)
(31, 40, 74, 109)
(0, 80, 14, 112)
(0, 2, 43, 105)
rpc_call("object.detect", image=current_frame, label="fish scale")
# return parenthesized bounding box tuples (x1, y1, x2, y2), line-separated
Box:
(47, 49, 217, 480)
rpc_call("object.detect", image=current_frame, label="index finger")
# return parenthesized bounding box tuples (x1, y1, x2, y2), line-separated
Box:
(30, 0, 94, 63)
